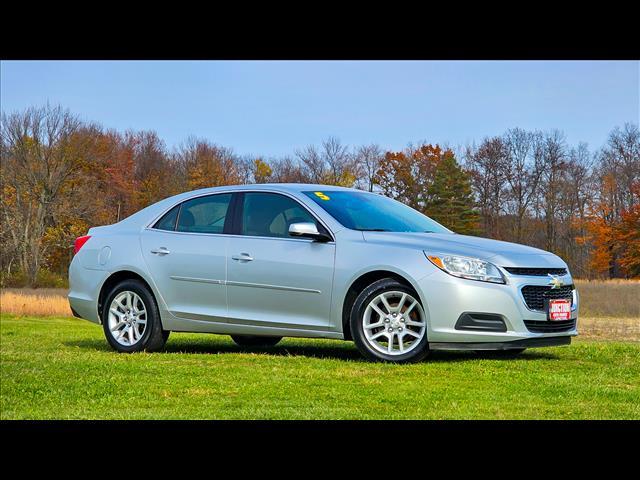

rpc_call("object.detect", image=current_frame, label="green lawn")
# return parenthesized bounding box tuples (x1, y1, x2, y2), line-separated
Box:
(1, 314, 639, 419)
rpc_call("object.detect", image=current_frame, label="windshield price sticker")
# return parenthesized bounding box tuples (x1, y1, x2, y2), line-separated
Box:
(314, 192, 330, 200)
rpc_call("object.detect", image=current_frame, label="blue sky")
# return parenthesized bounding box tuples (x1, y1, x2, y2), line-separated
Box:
(1, 60, 638, 157)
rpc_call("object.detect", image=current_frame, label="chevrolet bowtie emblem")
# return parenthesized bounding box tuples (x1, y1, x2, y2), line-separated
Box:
(547, 274, 565, 289)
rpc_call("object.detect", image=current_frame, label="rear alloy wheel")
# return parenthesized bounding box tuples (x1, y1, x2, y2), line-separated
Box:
(102, 279, 169, 353)
(108, 291, 148, 347)
(351, 278, 429, 363)
(231, 335, 282, 347)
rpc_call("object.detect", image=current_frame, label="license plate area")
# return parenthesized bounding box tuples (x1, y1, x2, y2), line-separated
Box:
(546, 298, 572, 321)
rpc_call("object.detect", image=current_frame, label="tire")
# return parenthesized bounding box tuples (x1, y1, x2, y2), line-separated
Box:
(231, 335, 282, 347)
(475, 348, 526, 357)
(350, 278, 429, 363)
(102, 279, 169, 353)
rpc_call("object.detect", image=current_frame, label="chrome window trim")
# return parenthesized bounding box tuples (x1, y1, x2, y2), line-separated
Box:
(144, 188, 336, 243)
(144, 228, 335, 245)
(146, 189, 238, 229)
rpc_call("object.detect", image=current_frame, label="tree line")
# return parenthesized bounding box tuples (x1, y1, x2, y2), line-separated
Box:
(1, 104, 638, 286)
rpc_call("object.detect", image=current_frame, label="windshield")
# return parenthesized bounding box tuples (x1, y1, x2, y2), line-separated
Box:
(303, 190, 451, 233)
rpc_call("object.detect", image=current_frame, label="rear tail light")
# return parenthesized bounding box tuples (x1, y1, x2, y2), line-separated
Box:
(74, 235, 92, 255)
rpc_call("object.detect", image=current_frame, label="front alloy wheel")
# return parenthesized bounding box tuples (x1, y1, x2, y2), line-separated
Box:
(351, 278, 429, 362)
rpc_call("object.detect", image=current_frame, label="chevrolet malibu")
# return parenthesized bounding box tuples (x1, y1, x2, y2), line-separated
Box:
(68, 184, 579, 362)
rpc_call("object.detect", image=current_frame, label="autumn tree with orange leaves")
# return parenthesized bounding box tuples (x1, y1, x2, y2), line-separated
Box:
(580, 124, 640, 278)
(375, 144, 442, 212)
(616, 191, 640, 277)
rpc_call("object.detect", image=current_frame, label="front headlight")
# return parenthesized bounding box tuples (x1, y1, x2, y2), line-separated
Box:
(425, 253, 505, 284)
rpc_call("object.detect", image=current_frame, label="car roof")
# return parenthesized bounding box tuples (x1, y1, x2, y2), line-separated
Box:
(109, 183, 371, 232)
(183, 183, 363, 195)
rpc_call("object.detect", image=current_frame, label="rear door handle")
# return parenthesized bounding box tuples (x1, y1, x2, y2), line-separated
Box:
(231, 253, 253, 262)
(151, 247, 170, 255)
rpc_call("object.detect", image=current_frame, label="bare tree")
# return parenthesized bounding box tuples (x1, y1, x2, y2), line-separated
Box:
(598, 122, 640, 212)
(354, 144, 383, 191)
(295, 144, 324, 183)
(536, 130, 568, 252)
(503, 128, 544, 243)
(321, 136, 355, 185)
(236, 155, 256, 184)
(295, 137, 357, 186)
(270, 156, 308, 183)
(1, 105, 88, 285)
(466, 137, 508, 239)
(558, 142, 593, 276)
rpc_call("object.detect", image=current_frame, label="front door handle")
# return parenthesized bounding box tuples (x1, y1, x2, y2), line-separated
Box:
(151, 247, 170, 255)
(231, 253, 254, 262)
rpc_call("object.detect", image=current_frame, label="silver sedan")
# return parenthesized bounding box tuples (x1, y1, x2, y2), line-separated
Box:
(68, 184, 578, 362)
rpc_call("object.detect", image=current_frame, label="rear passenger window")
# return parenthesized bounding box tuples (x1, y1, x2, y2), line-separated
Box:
(153, 205, 180, 231)
(176, 194, 232, 234)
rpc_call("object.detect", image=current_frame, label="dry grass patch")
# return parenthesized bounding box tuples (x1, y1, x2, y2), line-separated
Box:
(579, 317, 640, 342)
(574, 280, 640, 318)
(2, 287, 69, 297)
(0, 290, 71, 317)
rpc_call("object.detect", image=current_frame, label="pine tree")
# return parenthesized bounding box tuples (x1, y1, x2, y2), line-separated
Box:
(426, 152, 481, 235)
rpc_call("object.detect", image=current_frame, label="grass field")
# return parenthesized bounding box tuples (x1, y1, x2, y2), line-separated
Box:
(1, 314, 638, 419)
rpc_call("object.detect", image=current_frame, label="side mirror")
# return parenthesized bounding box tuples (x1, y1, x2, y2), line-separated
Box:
(288, 222, 331, 242)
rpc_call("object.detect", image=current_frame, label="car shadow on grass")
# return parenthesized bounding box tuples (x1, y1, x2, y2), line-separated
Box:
(65, 338, 560, 362)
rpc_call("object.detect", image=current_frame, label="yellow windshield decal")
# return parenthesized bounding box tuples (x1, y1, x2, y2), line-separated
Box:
(314, 191, 330, 201)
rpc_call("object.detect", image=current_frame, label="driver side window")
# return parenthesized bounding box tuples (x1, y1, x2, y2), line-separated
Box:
(241, 193, 317, 238)
(176, 193, 232, 234)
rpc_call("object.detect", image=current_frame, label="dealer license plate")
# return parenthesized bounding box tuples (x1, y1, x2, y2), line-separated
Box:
(548, 298, 571, 321)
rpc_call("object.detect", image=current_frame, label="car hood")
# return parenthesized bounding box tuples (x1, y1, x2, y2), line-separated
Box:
(362, 232, 567, 268)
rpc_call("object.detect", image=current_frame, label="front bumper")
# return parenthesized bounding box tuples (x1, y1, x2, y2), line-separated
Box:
(415, 268, 578, 345)
(430, 335, 572, 351)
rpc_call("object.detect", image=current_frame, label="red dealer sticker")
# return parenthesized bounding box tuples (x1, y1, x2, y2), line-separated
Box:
(548, 299, 572, 321)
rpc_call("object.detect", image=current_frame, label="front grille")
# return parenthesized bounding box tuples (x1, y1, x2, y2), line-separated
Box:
(524, 319, 576, 333)
(521, 284, 574, 311)
(504, 267, 568, 276)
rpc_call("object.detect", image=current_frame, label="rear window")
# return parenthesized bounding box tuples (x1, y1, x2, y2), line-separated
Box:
(153, 205, 180, 231)
(176, 194, 233, 234)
